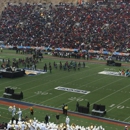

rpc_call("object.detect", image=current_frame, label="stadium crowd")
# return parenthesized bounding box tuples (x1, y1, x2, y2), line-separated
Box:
(0, 0, 130, 129)
(0, 1, 130, 53)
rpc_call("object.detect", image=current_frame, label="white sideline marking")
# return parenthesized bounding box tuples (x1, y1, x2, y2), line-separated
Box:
(124, 116, 130, 122)
(107, 98, 130, 112)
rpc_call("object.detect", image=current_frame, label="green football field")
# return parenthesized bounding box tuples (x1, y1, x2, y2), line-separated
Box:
(0, 49, 130, 130)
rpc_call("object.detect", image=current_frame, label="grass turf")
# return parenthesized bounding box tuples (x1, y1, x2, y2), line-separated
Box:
(0, 49, 130, 129)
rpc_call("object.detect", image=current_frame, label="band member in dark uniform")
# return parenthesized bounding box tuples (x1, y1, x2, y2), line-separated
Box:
(30, 107, 34, 116)
(56, 113, 60, 123)
(49, 64, 52, 73)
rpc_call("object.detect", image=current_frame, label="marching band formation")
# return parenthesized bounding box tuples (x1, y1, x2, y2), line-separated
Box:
(7, 106, 106, 130)
(6, 119, 106, 130)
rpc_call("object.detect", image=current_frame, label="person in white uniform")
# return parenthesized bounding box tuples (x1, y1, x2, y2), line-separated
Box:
(14, 122, 20, 130)
(16, 108, 22, 121)
(40, 123, 46, 130)
(30, 122, 35, 130)
(65, 116, 70, 125)
(21, 121, 27, 130)
(7, 121, 12, 130)
(12, 105, 16, 117)
(35, 120, 41, 130)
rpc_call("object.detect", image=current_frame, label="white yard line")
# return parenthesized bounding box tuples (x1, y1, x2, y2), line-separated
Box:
(0, 75, 108, 113)
(0, 64, 101, 93)
(86, 84, 130, 107)
(22, 65, 101, 93)
(0, 74, 44, 92)
(107, 98, 130, 112)
(1, 80, 129, 123)
(23, 72, 99, 100)
(39, 77, 123, 104)
(0, 79, 40, 92)
(123, 116, 130, 122)
(57, 78, 125, 107)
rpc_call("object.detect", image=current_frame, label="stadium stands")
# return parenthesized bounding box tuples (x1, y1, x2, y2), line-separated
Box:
(0, 1, 130, 54)
(0, 0, 130, 129)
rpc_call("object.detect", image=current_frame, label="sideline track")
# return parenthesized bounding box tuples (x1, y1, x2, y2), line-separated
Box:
(0, 97, 130, 128)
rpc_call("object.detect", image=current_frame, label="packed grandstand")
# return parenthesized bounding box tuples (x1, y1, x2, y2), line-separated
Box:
(0, 0, 130, 52)
(0, 0, 130, 129)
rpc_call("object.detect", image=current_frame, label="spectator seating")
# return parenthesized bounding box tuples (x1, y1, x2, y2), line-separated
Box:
(0, 1, 130, 54)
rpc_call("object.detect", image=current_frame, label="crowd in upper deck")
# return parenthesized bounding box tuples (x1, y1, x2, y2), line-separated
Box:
(0, 1, 130, 53)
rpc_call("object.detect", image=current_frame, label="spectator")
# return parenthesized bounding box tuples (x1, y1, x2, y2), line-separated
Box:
(0, 1, 129, 56)
(45, 115, 50, 124)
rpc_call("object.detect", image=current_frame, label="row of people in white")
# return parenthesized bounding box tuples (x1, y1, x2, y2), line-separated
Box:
(10, 106, 22, 121)
(6, 116, 106, 130)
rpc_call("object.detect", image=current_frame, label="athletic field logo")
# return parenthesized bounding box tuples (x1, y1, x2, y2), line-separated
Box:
(25, 69, 47, 75)
(98, 71, 122, 76)
(55, 86, 90, 95)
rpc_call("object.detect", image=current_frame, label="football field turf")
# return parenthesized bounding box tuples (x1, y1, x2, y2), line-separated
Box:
(0, 50, 130, 129)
